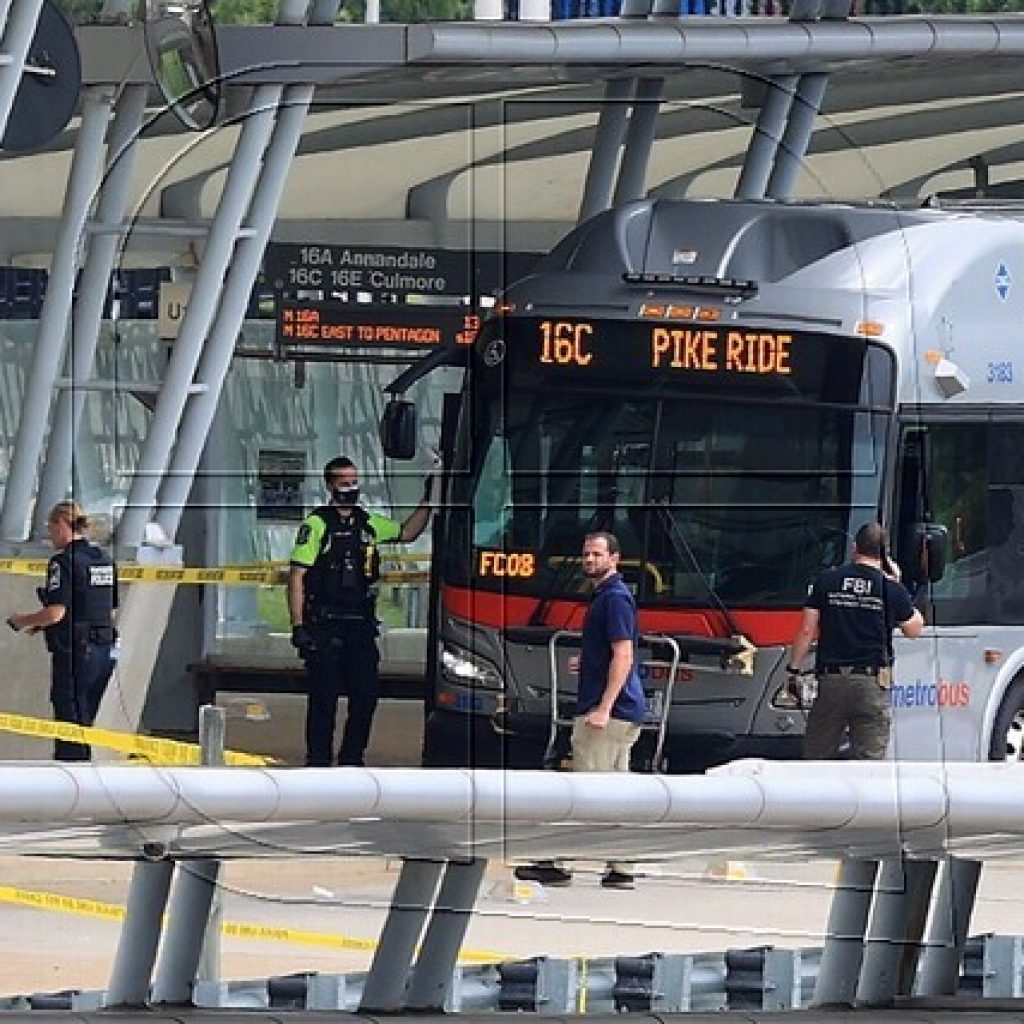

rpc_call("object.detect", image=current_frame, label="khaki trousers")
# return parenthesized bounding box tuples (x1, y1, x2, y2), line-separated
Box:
(572, 716, 642, 873)
(802, 672, 891, 760)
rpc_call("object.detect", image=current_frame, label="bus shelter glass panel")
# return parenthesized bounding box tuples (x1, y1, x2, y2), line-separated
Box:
(213, 325, 451, 647)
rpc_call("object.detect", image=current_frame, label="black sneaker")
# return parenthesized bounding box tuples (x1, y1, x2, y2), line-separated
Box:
(514, 863, 573, 887)
(600, 870, 635, 890)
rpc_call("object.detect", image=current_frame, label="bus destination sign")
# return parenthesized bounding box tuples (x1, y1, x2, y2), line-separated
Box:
(277, 303, 481, 349)
(537, 319, 794, 376)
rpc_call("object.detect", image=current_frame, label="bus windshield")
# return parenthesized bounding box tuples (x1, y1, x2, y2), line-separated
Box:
(446, 316, 896, 610)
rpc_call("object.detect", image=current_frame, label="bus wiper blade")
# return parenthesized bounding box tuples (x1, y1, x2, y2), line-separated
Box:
(651, 498, 756, 676)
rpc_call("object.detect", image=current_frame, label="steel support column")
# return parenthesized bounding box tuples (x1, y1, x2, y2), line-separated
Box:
(150, 858, 221, 1004)
(116, 88, 280, 548)
(153, 0, 339, 539)
(118, 0, 316, 547)
(404, 858, 487, 1012)
(612, 78, 663, 207)
(916, 857, 982, 996)
(765, 71, 828, 200)
(856, 857, 938, 1007)
(0, 0, 13, 39)
(812, 858, 877, 1007)
(106, 859, 175, 1006)
(35, 83, 149, 531)
(578, 78, 632, 223)
(359, 859, 445, 1013)
(0, 0, 43, 142)
(153, 79, 326, 539)
(0, 87, 112, 540)
(734, 75, 798, 200)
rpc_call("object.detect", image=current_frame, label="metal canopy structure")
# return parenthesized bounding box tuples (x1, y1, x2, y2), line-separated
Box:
(2, 10, 1023, 552)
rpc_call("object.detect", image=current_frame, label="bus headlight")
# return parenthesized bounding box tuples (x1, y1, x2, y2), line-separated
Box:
(441, 644, 503, 691)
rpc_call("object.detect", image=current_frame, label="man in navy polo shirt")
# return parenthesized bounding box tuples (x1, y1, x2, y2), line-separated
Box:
(515, 531, 645, 890)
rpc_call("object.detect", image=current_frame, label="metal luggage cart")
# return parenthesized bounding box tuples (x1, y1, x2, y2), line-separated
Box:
(545, 629, 682, 772)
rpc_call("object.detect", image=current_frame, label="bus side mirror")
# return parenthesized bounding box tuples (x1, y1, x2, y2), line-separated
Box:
(917, 522, 949, 584)
(381, 399, 417, 460)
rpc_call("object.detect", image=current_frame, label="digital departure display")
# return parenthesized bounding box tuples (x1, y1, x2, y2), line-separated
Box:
(277, 303, 481, 349)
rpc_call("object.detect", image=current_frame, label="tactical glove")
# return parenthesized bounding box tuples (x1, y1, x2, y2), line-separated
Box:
(291, 623, 316, 654)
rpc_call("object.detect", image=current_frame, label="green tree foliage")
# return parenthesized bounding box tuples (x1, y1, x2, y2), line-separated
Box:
(210, 0, 281, 22)
(57, 0, 104, 23)
(338, 0, 472, 20)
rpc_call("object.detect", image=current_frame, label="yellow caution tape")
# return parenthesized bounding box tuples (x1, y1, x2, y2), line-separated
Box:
(0, 885, 506, 963)
(0, 558, 428, 587)
(0, 886, 126, 922)
(0, 558, 49, 576)
(0, 712, 275, 767)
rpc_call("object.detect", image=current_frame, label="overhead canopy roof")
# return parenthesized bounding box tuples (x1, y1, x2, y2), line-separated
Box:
(4, 16, 1024, 262)
(74, 17, 1024, 87)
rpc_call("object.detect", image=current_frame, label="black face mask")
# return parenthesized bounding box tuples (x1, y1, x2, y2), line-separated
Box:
(332, 485, 360, 507)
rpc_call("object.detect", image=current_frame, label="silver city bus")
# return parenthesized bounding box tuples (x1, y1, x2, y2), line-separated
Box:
(384, 198, 1024, 770)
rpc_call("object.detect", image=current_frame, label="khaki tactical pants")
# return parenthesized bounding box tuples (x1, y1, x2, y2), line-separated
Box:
(802, 670, 892, 760)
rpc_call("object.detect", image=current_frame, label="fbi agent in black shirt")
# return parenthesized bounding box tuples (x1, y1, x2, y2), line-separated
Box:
(787, 522, 924, 760)
(7, 501, 117, 760)
(288, 456, 433, 767)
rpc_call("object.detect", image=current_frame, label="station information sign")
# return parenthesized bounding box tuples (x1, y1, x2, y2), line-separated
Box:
(264, 243, 540, 301)
(277, 302, 481, 349)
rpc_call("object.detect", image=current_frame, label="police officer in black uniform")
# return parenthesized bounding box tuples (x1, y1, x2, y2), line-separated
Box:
(787, 521, 924, 760)
(7, 501, 117, 760)
(288, 456, 433, 767)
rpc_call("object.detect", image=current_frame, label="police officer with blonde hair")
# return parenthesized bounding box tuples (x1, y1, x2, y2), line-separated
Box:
(7, 501, 117, 760)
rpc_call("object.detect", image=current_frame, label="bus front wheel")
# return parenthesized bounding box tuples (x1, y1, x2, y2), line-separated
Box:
(989, 677, 1024, 761)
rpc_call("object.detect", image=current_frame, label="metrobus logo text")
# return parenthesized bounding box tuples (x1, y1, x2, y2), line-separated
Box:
(891, 680, 972, 709)
(566, 655, 695, 684)
(650, 328, 793, 375)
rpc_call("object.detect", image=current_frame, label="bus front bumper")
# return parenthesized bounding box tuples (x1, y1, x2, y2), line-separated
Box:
(422, 707, 803, 772)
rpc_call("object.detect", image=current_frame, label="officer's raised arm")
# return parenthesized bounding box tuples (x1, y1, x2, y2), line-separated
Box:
(398, 448, 440, 542)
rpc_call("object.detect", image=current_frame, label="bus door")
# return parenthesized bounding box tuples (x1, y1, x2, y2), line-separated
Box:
(890, 417, 1024, 761)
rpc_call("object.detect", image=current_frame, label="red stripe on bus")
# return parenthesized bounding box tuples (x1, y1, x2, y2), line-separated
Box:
(440, 584, 802, 647)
